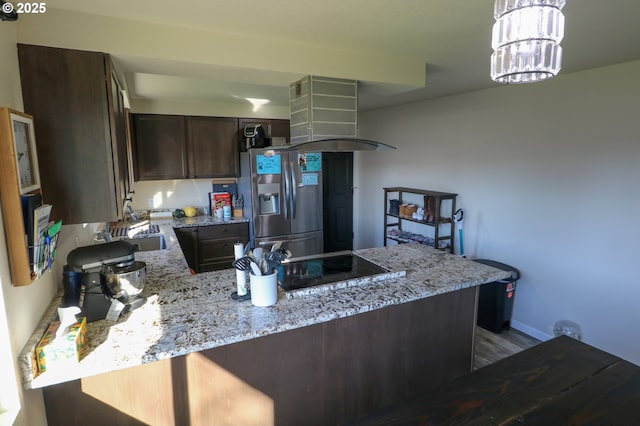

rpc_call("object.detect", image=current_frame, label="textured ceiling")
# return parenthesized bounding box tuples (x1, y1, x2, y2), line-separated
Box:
(45, 0, 640, 110)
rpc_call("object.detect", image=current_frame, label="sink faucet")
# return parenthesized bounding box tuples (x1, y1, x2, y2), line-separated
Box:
(96, 223, 112, 242)
(124, 198, 138, 223)
(126, 204, 138, 223)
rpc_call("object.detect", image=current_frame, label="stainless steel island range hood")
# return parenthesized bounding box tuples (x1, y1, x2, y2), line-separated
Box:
(288, 75, 395, 152)
(283, 138, 395, 152)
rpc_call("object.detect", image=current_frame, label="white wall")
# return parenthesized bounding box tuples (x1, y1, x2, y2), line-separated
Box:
(130, 98, 290, 120)
(356, 60, 640, 365)
(0, 22, 104, 426)
(0, 19, 49, 426)
(131, 179, 216, 211)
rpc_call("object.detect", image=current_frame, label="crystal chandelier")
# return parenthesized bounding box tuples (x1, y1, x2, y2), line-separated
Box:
(491, 0, 566, 84)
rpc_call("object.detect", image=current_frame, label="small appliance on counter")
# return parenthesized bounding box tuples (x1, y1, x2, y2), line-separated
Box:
(65, 241, 147, 322)
(244, 124, 270, 149)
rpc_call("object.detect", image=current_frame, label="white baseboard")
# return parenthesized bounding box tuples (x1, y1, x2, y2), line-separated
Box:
(511, 319, 553, 342)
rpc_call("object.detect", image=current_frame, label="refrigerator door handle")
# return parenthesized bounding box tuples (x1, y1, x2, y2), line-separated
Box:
(283, 159, 290, 220)
(291, 159, 297, 219)
(258, 236, 312, 245)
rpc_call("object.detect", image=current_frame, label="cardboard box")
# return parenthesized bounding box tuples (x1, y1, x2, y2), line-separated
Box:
(35, 317, 87, 373)
(209, 192, 232, 213)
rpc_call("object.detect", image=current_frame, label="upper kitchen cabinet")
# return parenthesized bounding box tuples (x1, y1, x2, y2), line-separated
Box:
(238, 118, 290, 152)
(187, 116, 239, 178)
(132, 114, 239, 180)
(269, 119, 291, 141)
(132, 114, 187, 180)
(17, 44, 132, 224)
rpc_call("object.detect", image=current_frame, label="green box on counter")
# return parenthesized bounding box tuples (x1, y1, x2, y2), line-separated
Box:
(35, 317, 87, 374)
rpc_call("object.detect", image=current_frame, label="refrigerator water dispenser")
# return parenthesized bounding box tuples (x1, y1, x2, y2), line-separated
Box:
(258, 183, 280, 215)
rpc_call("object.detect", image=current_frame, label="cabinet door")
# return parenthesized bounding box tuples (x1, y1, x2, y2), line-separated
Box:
(174, 227, 199, 274)
(269, 119, 291, 142)
(187, 116, 239, 178)
(199, 238, 238, 272)
(105, 57, 131, 218)
(17, 44, 120, 224)
(133, 114, 187, 180)
(198, 223, 249, 272)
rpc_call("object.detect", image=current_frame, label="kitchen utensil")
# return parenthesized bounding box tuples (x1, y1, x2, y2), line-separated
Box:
(261, 248, 291, 274)
(266, 249, 290, 264)
(453, 208, 465, 257)
(270, 241, 282, 252)
(232, 256, 254, 272)
(262, 259, 278, 274)
(250, 261, 262, 276)
(253, 247, 264, 264)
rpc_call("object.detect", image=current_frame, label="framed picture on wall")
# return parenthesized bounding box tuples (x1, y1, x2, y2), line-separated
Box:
(10, 111, 40, 194)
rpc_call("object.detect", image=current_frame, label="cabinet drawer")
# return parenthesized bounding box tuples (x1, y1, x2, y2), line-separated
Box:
(199, 238, 241, 268)
(198, 223, 249, 240)
(199, 259, 238, 273)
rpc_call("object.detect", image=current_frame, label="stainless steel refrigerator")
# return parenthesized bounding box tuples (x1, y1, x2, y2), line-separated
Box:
(250, 148, 323, 258)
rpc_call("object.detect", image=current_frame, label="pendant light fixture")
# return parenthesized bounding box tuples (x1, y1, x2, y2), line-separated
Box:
(491, 0, 566, 84)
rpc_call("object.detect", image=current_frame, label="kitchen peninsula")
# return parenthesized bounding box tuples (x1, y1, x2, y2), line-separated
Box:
(20, 220, 510, 426)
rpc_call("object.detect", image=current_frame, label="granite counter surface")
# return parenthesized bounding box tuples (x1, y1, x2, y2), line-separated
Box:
(19, 219, 510, 389)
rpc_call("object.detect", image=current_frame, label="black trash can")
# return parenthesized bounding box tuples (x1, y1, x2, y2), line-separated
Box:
(474, 259, 520, 333)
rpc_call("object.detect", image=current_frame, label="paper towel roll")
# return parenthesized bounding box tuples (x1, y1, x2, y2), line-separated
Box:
(234, 242, 244, 259)
(234, 243, 247, 296)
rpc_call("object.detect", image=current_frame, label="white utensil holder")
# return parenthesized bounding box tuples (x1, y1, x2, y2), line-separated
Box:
(250, 270, 278, 307)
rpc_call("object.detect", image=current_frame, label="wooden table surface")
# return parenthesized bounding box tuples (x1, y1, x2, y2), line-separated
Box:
(347, 336, 640, 425)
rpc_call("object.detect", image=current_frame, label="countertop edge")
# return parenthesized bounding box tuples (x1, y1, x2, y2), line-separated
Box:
(18, 225, 511, 390)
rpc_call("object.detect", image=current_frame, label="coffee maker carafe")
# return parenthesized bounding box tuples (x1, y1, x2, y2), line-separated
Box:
(65, 241, 147, 322)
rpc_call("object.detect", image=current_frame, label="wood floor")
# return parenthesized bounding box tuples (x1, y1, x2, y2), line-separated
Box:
(473, 326, 541, 370)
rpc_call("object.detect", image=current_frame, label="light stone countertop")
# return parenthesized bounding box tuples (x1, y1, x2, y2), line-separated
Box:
(19, 216, 511, 389)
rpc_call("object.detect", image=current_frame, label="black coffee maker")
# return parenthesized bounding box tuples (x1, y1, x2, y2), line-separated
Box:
(244, 124, 270, 149)
(65, 241, 137, 322)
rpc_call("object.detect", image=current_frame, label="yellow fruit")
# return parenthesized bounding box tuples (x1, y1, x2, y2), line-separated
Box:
(183, 206, 197, 217)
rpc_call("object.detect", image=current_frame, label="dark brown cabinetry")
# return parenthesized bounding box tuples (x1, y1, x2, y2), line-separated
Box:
(238, 117, 290, 152)
(42, 287, 477, 425)
(174, 223, 249, 273)
(132, 114, 187, 180)
(17, 44, 132, 224)
(132, 114, 239, 180)
(187, 116, 239, 178)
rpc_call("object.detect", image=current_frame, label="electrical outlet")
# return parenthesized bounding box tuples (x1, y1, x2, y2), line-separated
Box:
(148, 198, 154, 208)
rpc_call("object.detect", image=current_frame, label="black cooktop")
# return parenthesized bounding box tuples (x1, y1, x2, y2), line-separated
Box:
(277, 253, 389, 291)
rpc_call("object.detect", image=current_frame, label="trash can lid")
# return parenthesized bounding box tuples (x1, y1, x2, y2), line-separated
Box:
(474, 259, 520, 282)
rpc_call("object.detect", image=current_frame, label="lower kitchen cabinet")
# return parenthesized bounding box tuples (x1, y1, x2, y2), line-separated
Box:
(41, 287, 477, 426)
(174, 223, 249, 273)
